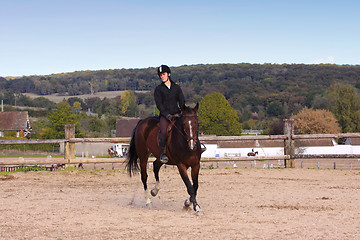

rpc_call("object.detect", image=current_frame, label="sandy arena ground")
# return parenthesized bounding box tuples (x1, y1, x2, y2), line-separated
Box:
(1, 167, 360, 240)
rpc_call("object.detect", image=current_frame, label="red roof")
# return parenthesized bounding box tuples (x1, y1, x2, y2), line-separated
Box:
(0, 111, 29, 130)
(116, 118, 140, 137)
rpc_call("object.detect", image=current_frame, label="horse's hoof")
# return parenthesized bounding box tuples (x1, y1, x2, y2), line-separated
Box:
(184, 198, 191, 207)
(145, 201, 153, 208)
(195, 209, 205, 216)
(194, 205, 204, 216)
(150, 189, 158, 197)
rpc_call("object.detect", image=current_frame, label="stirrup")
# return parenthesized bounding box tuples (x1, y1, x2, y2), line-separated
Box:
(160, 153, 169, 163)
(200, 143, 207, 153)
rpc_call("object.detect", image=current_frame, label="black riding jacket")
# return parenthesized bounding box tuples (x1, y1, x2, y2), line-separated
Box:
(154, 80, 185, 117)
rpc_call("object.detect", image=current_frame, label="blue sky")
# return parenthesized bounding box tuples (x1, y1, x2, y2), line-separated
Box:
(1, 0, 359, 77)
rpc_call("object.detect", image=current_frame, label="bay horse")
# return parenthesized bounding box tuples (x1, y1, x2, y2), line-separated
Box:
(247, 151, 258, 156)
(108, 148, 118, 157)
(126, 103, 203, 214)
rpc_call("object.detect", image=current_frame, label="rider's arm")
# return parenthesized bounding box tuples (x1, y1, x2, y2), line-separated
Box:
(154, 86, 169, 117)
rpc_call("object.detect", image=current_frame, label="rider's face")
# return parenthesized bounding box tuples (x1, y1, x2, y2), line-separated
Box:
(160, 72, 170, 83)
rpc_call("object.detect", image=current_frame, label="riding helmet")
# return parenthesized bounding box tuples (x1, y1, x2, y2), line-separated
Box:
(157, 65, 171, 77)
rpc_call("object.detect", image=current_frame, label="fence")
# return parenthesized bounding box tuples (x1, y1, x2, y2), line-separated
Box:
(1, 121, 360, 170)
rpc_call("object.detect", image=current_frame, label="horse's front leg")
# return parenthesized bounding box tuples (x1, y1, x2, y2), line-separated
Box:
(190, 162, 203, 214)
(177, 163, 203, 214)
(191, 163, 200, 196)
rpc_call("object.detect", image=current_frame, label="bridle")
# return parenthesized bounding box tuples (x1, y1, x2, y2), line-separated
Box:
(172, 114, 199, 150)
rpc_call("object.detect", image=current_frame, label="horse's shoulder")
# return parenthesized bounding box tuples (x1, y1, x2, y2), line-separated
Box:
(138, 116, 159, 124)
(137, 117, 160, 132)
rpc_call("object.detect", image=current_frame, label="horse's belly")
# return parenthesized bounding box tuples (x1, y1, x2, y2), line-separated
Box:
(146, 127, 160, 157)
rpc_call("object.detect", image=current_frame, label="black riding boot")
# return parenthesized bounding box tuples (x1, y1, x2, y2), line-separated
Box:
(159, 137, 169, 163)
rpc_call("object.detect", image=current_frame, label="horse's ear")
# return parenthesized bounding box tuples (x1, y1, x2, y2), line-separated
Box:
(181, 104, 187, 112)
(194, 103, 199, 112)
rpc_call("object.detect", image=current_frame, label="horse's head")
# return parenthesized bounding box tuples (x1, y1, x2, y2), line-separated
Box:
(180, 103, 199, 151)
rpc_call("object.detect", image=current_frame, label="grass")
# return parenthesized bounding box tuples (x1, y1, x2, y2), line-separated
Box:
(0, 154, 63, 158)
(0, 171, 12, 176)
(13, 166, 48, 172)
(1, 165, 122, 175)
(1, 166, 49, 175)
(23, 90, 148, 103)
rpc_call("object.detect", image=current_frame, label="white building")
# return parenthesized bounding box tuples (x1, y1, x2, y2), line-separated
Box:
(201, 138, 360, 157)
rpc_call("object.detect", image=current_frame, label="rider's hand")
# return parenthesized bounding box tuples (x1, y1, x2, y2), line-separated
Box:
(166, 114, 172, 121)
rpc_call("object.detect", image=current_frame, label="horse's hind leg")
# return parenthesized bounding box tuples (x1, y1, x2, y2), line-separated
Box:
(151, 159, 163, 197)
(139, 157, 152, 206)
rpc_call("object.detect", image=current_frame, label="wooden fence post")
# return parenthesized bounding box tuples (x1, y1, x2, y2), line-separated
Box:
(284, 119, 295, 168)
(64, 124, 75, 167)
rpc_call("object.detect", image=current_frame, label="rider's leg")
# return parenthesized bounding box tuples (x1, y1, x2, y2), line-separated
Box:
(159, 116, 169, 163)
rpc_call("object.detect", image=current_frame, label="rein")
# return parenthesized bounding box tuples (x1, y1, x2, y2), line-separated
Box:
(171, 114, 199, 147)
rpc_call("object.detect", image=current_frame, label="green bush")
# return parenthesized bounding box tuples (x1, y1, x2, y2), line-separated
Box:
(0, 137, 60, 152)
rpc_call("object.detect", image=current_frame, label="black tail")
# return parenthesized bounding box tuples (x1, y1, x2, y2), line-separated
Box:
(125, 124, 140, 176)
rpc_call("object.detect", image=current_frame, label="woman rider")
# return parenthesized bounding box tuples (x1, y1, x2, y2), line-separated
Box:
(154, 65, 185, 163)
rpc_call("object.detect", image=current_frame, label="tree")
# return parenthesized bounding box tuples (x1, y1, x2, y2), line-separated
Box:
(67, 97, 85, 109)
(198, 92, 242, 136)
(41, 101, 83, 139)
(33, 97, 56, 109)
(120, 90, 137, 117)
(293, 107, 340, 134)
(3, 90, 15, 105)
(331, 84, 360, 132)
(266, 101, 284, 117)
(269, 120, 284, 135)
(72, 101, 82, 111)
(88, 117, 104, 132)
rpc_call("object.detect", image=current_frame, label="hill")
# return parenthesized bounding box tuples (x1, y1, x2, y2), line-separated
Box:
(2, 63, 360, 123)
(2, 64, 359, 96)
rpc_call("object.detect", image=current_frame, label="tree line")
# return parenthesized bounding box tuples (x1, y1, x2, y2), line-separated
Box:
(1, 63, 360, 137)
(3, 83, 360, 138)
(2, 63, 360, 101)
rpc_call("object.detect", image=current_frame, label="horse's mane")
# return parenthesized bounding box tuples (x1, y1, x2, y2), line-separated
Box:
(182, 105, 192, 114)
(172, 106, 198, 142)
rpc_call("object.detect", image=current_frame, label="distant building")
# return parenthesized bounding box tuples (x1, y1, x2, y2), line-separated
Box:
(116, 118, 140, 137)
(0, 111, 31, 138)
